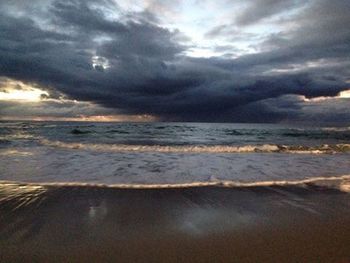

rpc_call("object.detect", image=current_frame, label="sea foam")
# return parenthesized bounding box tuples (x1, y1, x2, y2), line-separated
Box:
(39, 139, 350, 154)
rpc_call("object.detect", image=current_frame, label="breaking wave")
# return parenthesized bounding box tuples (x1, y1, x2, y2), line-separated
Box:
(1, 175, 349, 192)
(39, 139, 350, 154)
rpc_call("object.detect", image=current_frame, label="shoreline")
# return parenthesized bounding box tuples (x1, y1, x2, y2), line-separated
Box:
(0, 174, 349, 190)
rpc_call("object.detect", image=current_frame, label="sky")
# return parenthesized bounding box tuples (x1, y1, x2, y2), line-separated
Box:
(0, 0, 349, 124)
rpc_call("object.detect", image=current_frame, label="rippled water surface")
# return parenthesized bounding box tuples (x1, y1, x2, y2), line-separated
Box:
(0, 121, 349, 184)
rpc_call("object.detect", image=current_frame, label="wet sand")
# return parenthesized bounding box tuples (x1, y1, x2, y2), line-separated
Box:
(1, 181, 350, 262)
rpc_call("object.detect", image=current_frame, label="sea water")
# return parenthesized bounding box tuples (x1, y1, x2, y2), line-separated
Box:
(0, 121, 349, 184)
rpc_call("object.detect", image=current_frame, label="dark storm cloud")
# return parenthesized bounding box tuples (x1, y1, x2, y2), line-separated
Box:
(232, 94, 350, 124)
(0, 0, 349, 123)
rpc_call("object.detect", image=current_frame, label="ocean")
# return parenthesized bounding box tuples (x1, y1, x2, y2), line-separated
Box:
(1, 121, 350, 262)
(0, 121, 349, 184)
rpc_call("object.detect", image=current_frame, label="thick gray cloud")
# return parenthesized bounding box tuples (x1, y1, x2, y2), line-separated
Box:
(235, 0, 307, 26)
(231, 94, 350, 124)
(0, 0, 349, 124)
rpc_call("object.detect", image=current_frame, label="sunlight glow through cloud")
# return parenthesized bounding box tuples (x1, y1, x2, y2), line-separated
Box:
(339, 90, 350, 98)
(0, 79, 49, 102)
(302, 89, 350, 102)
(92, 55, 111, 70)
(0, 89, 46, 102)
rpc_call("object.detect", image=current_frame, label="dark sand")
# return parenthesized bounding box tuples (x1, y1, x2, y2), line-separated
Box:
(1, 181, 350, 262)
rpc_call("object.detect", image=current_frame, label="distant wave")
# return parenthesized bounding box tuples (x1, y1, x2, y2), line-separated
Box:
(1, 175, 349, 192)
(65, 128, 350, 140)
(0, 134, 37, 146)
(39, 139, 350, 154)
(321, 127, 350, 132)
(282, 129, 350, 140)
(70, 128, 92, 135)
(0, 139, 10, 145)
(64, 127, 350, 139)
(106, 129, 130, 134)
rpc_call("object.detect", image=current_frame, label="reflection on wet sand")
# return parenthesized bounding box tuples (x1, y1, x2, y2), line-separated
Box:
(1, 182, 350, 262)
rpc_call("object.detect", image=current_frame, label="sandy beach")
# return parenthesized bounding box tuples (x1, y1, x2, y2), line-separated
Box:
(1, 180, 350, 262)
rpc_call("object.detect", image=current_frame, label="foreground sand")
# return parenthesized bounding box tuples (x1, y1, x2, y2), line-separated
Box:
(1, 180, 350, 262)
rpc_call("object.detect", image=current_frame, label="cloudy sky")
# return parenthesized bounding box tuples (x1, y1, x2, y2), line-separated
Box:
(0, 0, 349, 124)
